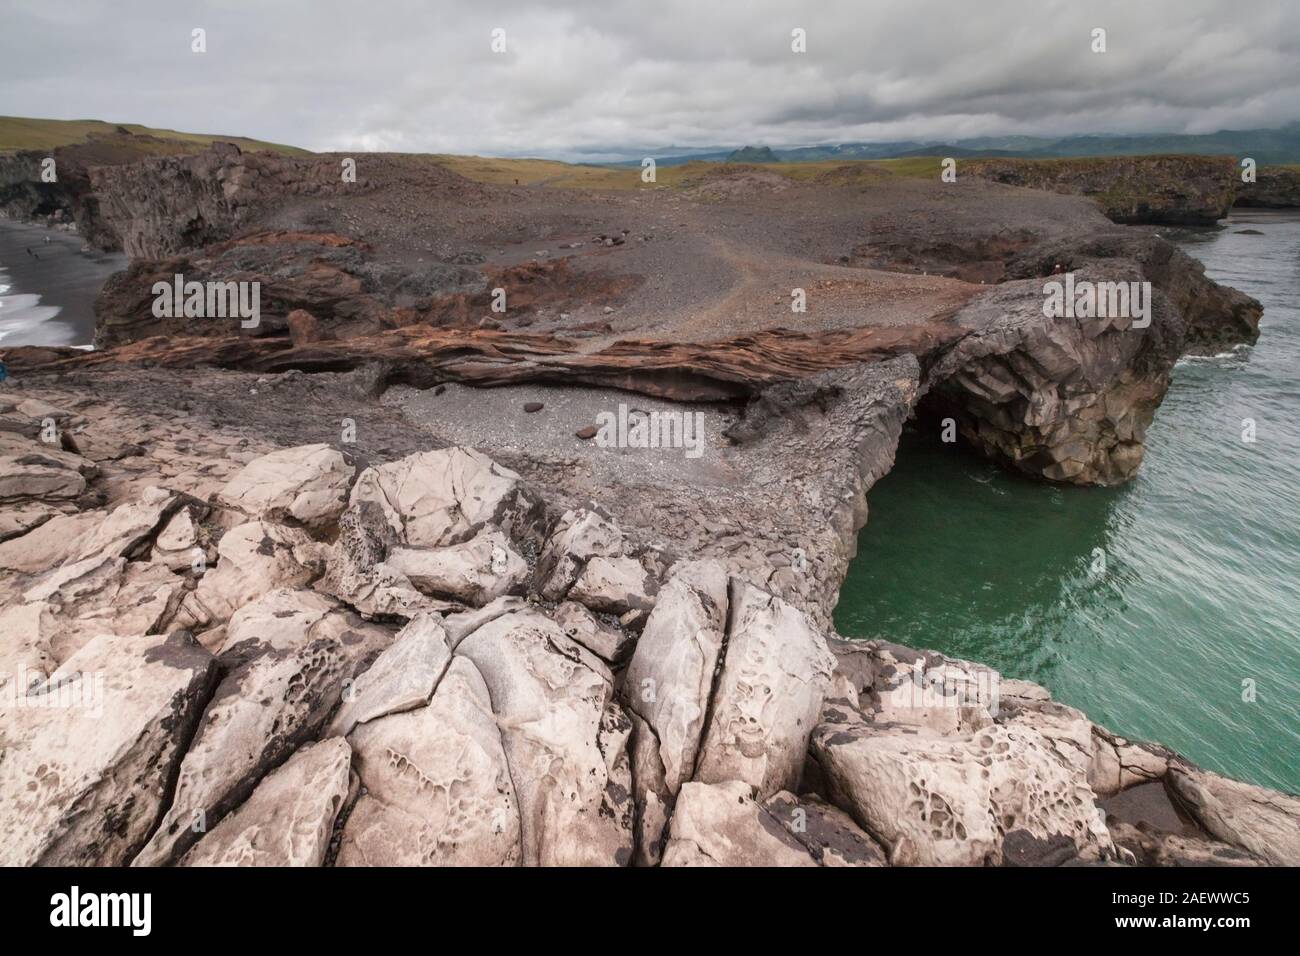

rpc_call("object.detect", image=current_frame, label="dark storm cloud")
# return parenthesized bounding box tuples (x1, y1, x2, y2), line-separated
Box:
(2, 0, 1297, 159)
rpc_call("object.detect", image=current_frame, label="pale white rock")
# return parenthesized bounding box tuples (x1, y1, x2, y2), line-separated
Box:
(553, 600, 635, 663)
(1089, 727, 1171, 797)
(349, 447, 524, 548)
(0, 632, 216, 866)
(134, 625, 388, 867)
(0, 501, 64, 543)
(537, 508, 625, 600)
(218, 444, 353, 528)
(385, 529, 528, 605)
(660, 781, 817, 867)
(0, 601, 57, 691)
(173, 520, 324, 630)
(36, 559, 187, 663)
(621, 560, 729, 865)
(623, 561, 728, 795)
(456, 610, 633, 866)
(180, 738, 353, 867)
(337, 655, 521, 866)
(0, 510, 100, 573)
(217, 587, 341, 660)
(68, 486, 176, 563)
(16, 398, 72, 421)
(151, 506, 207, 571)
(627, 710, 671, 867)
(0, 457, 86, 503)
(568, 554, 657, 615)
(695, 579, 837, 798)
(22, 554, 123, 605)
(328, 612, 451, 737)
(861, 643, 999, 734)
(442, 595, 528, 647)
(811, 708, 1114, 866)
(317, 498, 457, 621)
(1167, 767, 1300, 866)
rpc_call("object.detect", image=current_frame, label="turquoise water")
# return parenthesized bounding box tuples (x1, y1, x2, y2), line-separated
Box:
(835, 210, 1300, 793)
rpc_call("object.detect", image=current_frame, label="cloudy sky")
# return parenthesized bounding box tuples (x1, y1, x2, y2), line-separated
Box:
(3, 0, 1298, 160)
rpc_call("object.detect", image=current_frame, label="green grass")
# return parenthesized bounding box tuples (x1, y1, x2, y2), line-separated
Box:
(0, 116, 309, 155)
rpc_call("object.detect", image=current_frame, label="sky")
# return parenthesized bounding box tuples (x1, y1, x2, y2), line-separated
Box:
(2, 0, 1298, 161)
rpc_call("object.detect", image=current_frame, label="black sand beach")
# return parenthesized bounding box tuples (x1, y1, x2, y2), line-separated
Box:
(0, 218, 124, 347)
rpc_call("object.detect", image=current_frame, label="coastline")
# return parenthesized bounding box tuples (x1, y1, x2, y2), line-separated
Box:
(0, 147, 1295, 867)
(0, 218, 124, 347)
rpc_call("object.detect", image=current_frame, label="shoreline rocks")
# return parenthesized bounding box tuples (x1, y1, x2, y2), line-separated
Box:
(0, 384, 1295, 867)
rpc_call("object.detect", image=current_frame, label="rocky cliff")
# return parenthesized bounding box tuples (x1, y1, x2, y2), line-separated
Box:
(1235, 165, 1300, 208)
(965, 155, 1239, 225)
(85, 143, 374, 258)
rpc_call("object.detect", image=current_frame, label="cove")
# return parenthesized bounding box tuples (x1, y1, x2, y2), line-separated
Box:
(835, 210, 1300, 794)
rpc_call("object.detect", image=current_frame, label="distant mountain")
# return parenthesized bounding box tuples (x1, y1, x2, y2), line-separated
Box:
(609, 123, 1300, 168)
(726, 145, 778, 163)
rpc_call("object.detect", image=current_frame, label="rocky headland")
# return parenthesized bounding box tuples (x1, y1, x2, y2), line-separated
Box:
(0, 143, 1294, 867)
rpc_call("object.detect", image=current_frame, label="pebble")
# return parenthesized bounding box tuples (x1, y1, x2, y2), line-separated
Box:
(575, 425, 597, 439)
(524, 402, 544, 413)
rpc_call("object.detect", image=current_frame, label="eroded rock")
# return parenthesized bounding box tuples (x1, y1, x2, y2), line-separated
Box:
(180, 737, 353, 867)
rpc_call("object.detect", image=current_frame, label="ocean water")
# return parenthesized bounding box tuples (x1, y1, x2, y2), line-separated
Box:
(835, 210, 1300, 794)
(0, 219, 123, 347)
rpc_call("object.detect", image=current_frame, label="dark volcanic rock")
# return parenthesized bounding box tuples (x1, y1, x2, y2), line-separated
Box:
(1235, 165, 1300, 208)
(965, 155, 1238, 226)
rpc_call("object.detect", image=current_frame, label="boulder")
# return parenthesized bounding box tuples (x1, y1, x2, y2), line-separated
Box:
(349, 447, 527, 548)
(811, 706, 1114, 866)
(173, 520, 325, 630)
(337, 656, 521, 866)
(0, 601, 58, 690)
(218, 444, 353, 528)
(216, 587, 345, 662)
(860, 641, 999, 734)
(328, 613, 451, 737)
(150, 502, 211, 571)
(457, 610, 633, 866)
(621, 560, 729, 865)
(68, 486, 178, 564)
(385, 529, 528, 605)
(694, 578, 836, 797)
(133, 624, 388, 866)
(568, 555, 657, 615)
(179, 738, 353, 867)
(0, 510, 101, 573)
(18, 556, 187, 663)
(317, 498, 458, 621)
(764, 791, 889, 866)
(0, 457, 86, 503)
(660, 781, 817, 867)
(553, 601, 635, 664)
(0, 632, 216, 866)
(536, 508, 625, 600)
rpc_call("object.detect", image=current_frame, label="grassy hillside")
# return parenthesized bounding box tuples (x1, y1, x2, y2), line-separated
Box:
(431, 154, 946, 189)
(0, 116, 309, 155)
